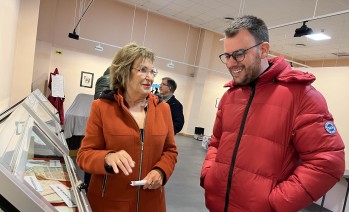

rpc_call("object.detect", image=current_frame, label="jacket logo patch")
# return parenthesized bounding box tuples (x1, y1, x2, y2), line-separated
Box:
(325, 121, 336, 134)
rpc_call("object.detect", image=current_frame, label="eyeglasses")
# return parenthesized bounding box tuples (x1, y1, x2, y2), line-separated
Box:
(160, 83, 169, 87)
(219, 42, 263, 64)
(133, 66, 158, 77)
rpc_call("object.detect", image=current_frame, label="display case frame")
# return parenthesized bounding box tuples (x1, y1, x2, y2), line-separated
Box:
(0, 90, 91, 212)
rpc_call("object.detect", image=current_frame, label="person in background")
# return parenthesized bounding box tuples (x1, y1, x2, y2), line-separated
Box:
(94, 67, 110, 99)
(200, 15, 345, 212)
(77, 42, 178, 211)
(159, 77, 184, 135)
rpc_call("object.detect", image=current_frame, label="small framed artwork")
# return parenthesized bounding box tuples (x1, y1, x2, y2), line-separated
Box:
(80, 71, 94, 88)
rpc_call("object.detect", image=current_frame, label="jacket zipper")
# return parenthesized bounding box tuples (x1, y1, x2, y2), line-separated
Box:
(224, 83, 256, 212)
(136, 129, 145, 212)
(100, 99, 147, 209)
(101, 175, 108, 197)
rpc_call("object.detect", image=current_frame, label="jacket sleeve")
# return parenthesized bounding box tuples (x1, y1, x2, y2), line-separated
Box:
(77, 100, 113, 175)
(269, 86, 345, 212)
(172, 101, 184, 134)
(200, 94, 225, 188)
(153, 103, 178, 185)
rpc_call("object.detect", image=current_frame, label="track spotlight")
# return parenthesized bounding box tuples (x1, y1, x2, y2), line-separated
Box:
(68, 0, 94, 40)
(68, 30, 79, 40)
(95, 42, 103, 51)
(294, 21, 313, 37)
(166, 61, 175, 69)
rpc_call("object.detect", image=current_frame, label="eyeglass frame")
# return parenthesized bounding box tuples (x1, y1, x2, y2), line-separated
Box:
(160, 83, 169, 87)
(132, 66, 158, 77)
(219, 42, 263, 64)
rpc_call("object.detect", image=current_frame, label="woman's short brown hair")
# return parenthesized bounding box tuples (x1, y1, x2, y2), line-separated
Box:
(109, 42, 155, 90)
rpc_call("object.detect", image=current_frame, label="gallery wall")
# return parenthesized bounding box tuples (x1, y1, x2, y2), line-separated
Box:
(0, 0, 20, 112)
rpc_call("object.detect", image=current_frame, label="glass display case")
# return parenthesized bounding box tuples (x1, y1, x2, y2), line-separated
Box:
(0, 90, 91, 212)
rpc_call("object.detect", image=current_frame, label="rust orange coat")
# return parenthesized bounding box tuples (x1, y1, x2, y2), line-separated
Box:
(77, 90, 178, 212)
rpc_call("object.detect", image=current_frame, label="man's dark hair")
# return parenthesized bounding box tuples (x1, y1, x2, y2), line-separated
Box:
(225, 15, 269, 43)
(162, 77, 177, 93)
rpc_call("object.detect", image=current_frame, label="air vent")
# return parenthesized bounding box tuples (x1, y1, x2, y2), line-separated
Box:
(224, 17, 234, 21)
(296, 43, 306, 47)
(332, 52, 349, 57)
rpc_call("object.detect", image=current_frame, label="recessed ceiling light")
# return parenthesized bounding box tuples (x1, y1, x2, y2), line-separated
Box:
(306, 33, 331, 41)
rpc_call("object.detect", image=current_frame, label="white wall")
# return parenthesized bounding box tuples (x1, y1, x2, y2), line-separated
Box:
(0, 0, 20, 112)
(10, 0, 40, 104)
(298, 66, 349, 211)
(299, 66, 349, 168)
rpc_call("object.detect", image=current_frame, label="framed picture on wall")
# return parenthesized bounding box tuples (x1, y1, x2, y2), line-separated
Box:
(80, 71, 94, 88)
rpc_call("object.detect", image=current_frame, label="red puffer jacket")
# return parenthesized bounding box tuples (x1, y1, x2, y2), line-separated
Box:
(201, 56, 345, 212)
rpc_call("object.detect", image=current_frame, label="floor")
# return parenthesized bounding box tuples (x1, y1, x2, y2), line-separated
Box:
(73, 134, 331, 212)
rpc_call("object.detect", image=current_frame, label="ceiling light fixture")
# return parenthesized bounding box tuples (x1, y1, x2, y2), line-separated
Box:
(166, 61, 175, 69)
(294, 21, 313, 37)
(306, 29, 331, 41)
(95, 42, 103, 51)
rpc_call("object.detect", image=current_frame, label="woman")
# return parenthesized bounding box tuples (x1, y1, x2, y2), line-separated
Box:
(77, 42, 178, 212)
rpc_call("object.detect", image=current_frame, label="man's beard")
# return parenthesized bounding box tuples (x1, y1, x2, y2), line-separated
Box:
(233, 53, 261, 86)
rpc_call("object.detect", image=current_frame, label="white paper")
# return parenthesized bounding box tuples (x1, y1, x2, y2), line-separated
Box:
(52, 74, 65, 97)
(51, 184, 76, 208)
(24, 176, 43, 192)
(130, 180, 147, 186)
(50, 160, 62, 168)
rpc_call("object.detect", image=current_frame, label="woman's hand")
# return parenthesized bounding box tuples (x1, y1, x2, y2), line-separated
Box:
(104, 150, 135, 175)
(143, 169, 164, 190)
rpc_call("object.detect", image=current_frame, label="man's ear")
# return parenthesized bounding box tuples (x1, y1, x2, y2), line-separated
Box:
(260, 42, 270, 59)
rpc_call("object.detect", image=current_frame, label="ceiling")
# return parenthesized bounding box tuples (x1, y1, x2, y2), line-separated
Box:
(116, 0, 349, 62)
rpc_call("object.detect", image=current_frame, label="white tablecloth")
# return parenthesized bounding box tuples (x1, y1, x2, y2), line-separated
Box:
(63, 94, 94, 138)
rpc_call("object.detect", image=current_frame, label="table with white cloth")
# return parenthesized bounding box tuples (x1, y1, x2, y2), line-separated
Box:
(63, 93, 94, 156)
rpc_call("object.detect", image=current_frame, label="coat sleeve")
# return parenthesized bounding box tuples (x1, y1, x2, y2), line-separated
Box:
(269, 86, 345, 212)
(200, 93, 225, 188)
(77, 100, 113, 175)
(172, 101, 184, 134)
(153, 103, 178, 185)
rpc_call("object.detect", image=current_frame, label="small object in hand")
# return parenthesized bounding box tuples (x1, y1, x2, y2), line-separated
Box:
(130, 180, 147, 186)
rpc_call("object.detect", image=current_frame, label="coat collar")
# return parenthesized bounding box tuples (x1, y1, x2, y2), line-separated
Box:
(100, 89, 161, 107)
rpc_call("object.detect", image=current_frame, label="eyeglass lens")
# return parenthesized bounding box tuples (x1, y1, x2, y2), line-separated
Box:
(219, 42, 262, 64)
(138, 66, 158, 77)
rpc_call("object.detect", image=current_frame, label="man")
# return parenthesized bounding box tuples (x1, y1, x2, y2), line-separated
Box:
(200, 15, 345, 212)
(94, 67, 110, 99)
(159, 77, 184, 134)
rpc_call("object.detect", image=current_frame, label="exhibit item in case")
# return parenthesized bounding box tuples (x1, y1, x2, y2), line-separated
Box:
(0, 89, 91, 212)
